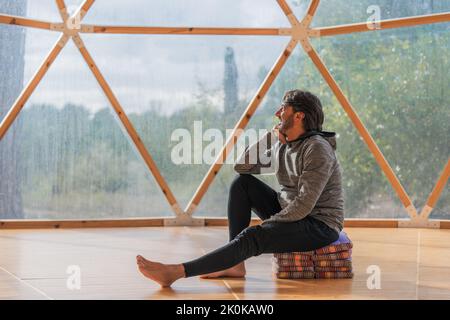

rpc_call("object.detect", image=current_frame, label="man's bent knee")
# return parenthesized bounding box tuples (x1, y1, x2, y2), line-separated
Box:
(230, 174, 256, 192)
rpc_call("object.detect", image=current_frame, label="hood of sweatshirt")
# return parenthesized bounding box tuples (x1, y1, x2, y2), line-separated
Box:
(287, 130, 337, 150)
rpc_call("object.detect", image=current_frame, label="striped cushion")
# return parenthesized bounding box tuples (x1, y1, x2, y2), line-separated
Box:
(314, 259, 352, 268)
(273, 265, 315, 272)
(272, 230, 354, 280)
(312, 250, 352, 261)
(315, 271, 354, 279)
(315, 266, 353, 272)
(273, 258, 315, 267)
(274, 253, 313, 261)
(275, 271, 354, 279)
(273, 252, 313, 260)
(275, 271, 315, 279)
(315, 231, 353, 255)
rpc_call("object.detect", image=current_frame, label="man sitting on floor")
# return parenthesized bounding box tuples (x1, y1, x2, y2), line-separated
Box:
(136, 89, 345, 287)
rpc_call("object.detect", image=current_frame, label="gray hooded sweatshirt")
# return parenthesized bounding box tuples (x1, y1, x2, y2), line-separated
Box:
(234, 131, 344, 234)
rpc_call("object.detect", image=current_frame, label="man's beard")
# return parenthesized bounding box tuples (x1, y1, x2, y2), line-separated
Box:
(279, 114, 294, 135)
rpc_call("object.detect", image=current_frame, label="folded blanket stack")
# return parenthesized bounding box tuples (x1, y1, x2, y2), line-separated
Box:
(272, 231, 354, 279)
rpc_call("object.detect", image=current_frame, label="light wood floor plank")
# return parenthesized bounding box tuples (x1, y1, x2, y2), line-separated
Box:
(0, 267, 50, 300)
(0, 227, 449, 299)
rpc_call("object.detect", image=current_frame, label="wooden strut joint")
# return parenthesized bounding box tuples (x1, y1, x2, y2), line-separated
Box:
(278, 0, 314, 53)
(50, 22, 80, 36)
(51, 0, 85, 37)
(290, 24, 312, 52)
(398, 218, 440, 229)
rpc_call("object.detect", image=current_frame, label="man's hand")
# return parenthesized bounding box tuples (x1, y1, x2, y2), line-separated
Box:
(272, 123, 287, 144)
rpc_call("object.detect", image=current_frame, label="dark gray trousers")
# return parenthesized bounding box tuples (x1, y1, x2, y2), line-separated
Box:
(182, 174, 339, 277)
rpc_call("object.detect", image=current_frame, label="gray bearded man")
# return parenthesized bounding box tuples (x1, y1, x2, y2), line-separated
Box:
(136, 89, 344, 287)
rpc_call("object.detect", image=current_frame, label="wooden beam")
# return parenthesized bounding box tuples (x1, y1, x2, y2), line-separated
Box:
(0, 218, 164, 229)
(304, 42, 418, 219)
(88, 26, 284, 36)
(0, 14, 53, 31)
(311, 12, 450, 37)
(204, 217, 450, 229)
(302, 0, 321, 28)
(184, 39, 298, 216)
(0, 34, 69, 140)
(6, 217, 450, 229)
(440, 220, 450, 229)
(204, 218, 400, 228)
(55, 0, 66, 11)
(420, 158, 450, 219)
(55, 0, 67, 11)
(277, 0, 301, 27)
(343, 219, 399, 228)
(55, 0, 69, 22)
(72, 35, 182, 216)
(77, 0, 96, 20)
(204, 218, 263, 227)
(305, 0, 320, 18)
(277, 0, 295, 18)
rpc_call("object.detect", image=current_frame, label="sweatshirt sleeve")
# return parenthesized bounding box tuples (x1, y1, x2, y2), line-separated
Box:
(234, 131, 278, 175)
(263, 140, 335, 223)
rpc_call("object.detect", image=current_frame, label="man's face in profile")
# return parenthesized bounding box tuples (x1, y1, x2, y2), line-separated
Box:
(275, 104, 295, 135)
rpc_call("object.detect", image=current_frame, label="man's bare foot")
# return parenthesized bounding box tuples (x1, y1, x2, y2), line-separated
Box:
(136, 255, 185, 288)
(200, 262, 246, 279)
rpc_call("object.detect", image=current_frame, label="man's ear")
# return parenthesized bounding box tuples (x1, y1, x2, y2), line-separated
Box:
(295, 112, 305, 122)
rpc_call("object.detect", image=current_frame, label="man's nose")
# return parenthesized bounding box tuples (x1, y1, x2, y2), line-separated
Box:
(275, 108, 281, 119)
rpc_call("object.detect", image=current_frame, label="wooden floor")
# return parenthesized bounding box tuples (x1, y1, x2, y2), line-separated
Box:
(0, 226, 449, 300)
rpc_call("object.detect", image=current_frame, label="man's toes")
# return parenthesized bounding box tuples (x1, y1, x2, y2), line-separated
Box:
(137, 259, 146, 267)
(141, 257, 153, 265)
(143, 259, 159, 268)
(137, 256, 155, 267)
